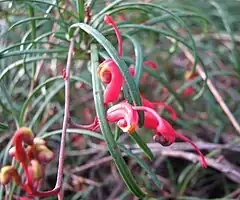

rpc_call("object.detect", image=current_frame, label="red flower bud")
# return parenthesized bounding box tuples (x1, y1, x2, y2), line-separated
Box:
(28, 160, 43, 181)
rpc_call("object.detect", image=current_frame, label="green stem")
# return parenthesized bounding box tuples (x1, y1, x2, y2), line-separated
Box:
(76, 0, 85, 22)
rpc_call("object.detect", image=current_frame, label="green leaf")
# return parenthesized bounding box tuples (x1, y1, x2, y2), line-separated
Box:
(9, 17, 59, 31)
(0, 123, 8, 130)
(18, 76, 91, 126)
(123, 34, 144, 87)
(129, 131, 153, 160)
(119, 143, 162, 189)
(91, 44, 146, 198)
(41, 128, 104, 140)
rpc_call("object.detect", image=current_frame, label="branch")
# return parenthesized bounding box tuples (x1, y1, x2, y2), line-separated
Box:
(179, 43, 240, 134)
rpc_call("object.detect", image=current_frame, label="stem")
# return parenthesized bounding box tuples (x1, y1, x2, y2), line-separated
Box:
(152, 102, 177, 119)
(28, 5, 36, 77)
(53, 36, 74, 190)
(76, 0, 85, 22)
(26, 36, 74, 197)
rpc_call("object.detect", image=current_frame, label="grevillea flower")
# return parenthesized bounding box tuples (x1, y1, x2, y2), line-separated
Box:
(97, 58, 123, 105)
(97, 14, 124, 105)
(132, 105, 207, 168)
(0, 128, 56, 197)
(143, 60, 157, 69)
(106, 102, 207, 167)
(107, 101, 139, 133)
(13, 127, 34, 163)
(182, 70, 198, 97)
(0, 166, 21, 185)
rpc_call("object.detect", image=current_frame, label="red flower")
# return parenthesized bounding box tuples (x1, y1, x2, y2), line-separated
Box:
(106, 102, 207, 167)
(97, 14, 124, 105)
(107, 101, 139, 133)
(97, 58, 123, 105)
(132, 105, 207, 168)
(182, 70, 198, 96)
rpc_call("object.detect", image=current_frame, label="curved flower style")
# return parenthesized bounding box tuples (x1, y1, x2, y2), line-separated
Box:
(104, 14, 123, 56)
(141, 94, 177, 120)
(13, 127, 34, 163)
(107, 101, 139, 133)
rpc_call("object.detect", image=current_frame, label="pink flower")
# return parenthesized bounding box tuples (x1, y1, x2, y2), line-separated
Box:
(97, 59, 123, 105)
(107, 101, 139, 133)
(106, 102, 207, 167)
(132, 105, 207, 168)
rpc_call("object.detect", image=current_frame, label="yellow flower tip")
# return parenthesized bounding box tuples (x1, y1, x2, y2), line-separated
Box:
(36, 145, 54, 163)
(184, 70, 193, 80)
(97, 63, 111, 84)
(15, 127, 34, 145)
(0, 166, 21, 185)
(18, 127, 33, 137)
(121, 122, 137, 134)
(33, 137, 46, 145)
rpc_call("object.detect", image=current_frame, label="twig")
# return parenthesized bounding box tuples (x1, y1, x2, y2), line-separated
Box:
(179, 43, 240, 134)
(27, 34, 75, 197)
(54, 36, 74, 190)
(72, 145, 240, 183)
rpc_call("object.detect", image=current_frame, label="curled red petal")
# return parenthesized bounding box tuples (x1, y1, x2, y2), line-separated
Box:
(98, 59, 123, 105)
(107, 102, 139, 133)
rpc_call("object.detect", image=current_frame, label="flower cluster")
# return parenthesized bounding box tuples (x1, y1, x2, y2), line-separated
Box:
(0, 127, 54, 198)
(97, 14, 207, 167)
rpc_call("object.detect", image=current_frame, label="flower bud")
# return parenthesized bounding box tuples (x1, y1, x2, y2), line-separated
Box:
(35, 145, 54, 163)
(28, 160, 43, 181)
(33, 137, 46, 145)
(0, 166, 21, 185)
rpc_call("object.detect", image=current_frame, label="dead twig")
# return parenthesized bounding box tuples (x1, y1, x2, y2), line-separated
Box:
(179, 43, 240, 134)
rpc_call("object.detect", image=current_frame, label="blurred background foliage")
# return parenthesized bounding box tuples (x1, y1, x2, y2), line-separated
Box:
(0, 0, 240, 199)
